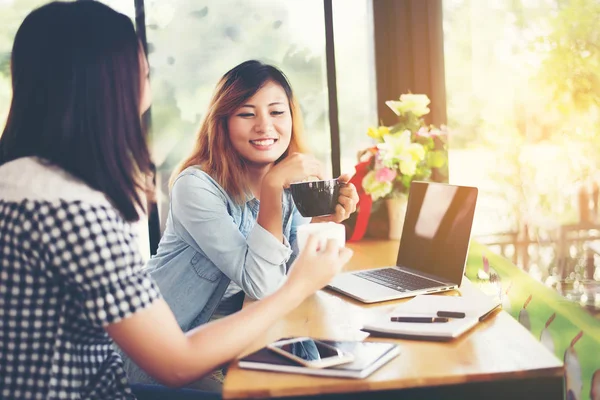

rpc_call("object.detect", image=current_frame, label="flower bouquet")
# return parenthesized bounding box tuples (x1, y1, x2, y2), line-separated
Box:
(361, 94, 448, 201)
(357, 94, 448, 239)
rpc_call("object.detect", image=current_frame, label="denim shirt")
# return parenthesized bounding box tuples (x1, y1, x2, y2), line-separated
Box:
(121, 166, 309, 383)
(149, 167, 308, 328)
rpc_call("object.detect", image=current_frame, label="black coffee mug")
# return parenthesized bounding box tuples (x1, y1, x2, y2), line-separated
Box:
(290, 179, 340, 218)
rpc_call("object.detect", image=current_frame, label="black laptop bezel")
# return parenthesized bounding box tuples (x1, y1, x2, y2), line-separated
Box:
(394, 181, 478, 286)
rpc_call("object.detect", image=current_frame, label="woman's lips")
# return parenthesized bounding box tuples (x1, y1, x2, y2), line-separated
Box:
(249, 138, 277, 149)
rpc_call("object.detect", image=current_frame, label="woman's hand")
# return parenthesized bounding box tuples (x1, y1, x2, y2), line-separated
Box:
(263, 152, 324, 190)
(259, 153, 323, 243)
(284, 234, 353, 296)
(312, 173, 359, 223)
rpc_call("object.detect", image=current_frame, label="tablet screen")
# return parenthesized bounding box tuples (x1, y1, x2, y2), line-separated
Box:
(271, 339, 341, 361)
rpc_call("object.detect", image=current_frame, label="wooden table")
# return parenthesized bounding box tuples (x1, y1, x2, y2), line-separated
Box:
(223, 240, 564, 399)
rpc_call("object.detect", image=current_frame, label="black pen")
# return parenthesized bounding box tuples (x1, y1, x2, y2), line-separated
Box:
(437, 311, 466, 318)
(390, 316, 449, 323)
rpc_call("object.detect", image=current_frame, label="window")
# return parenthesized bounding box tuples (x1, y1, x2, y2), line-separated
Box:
(144, 0, 328, 226)
(143, 0, 376, 231)
(0, 0, 377, 244)
(333, 0, 377, 174)
(443, 0, 600, 290)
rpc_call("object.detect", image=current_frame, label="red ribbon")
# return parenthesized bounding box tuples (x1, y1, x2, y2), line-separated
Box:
(348, 159, 373, 242)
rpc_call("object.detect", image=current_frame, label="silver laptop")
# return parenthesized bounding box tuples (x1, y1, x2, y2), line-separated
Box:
(328, 181, 478, 303)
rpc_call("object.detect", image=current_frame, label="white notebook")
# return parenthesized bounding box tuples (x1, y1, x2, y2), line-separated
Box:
(362, 293, 501, 341)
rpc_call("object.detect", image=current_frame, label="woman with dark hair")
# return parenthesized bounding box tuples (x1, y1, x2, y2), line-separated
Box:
(120, 60, 358, 385)
(0, 3, 353, 399)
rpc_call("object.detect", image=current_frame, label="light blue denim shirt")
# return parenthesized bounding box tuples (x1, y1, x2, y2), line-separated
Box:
(121, 166, 309, 383)
(152, 166, 309, 328)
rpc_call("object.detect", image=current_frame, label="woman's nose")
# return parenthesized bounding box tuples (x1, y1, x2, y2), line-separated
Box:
(254, 113, 272, 133)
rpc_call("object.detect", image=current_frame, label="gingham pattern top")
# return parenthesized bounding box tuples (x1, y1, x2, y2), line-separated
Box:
(0, 157, 162, 399)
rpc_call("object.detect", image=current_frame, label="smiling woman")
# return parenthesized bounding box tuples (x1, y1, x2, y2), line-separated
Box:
(119, 60, 359, 388)
(169, 60, 310, 202)
(228, 81, 293, 166)
(0, 6, 355, 398)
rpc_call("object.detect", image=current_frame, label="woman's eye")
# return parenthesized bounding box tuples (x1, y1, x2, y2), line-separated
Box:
(271, 111, 285, 116)
(238, 113, 254, 118)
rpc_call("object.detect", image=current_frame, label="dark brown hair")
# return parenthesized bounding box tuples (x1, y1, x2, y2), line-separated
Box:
(0, 1, 151, 222)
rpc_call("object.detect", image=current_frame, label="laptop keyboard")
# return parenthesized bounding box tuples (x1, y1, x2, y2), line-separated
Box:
(354, 268, 443, 292)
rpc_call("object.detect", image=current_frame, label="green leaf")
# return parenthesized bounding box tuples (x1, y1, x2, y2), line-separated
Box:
(401, 174, 412, 189)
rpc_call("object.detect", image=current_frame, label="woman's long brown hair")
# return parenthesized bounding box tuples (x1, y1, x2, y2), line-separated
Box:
(170, 60, 307, 203)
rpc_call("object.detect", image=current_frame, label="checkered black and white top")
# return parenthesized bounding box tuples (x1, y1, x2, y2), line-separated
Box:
(0, 157, 162, 399)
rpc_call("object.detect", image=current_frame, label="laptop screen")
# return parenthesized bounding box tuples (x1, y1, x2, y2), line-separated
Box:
(396, 182, 478, 285)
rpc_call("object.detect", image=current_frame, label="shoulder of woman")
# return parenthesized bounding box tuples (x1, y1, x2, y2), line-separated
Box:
(171, 166, 229, 200)
(0, 156, 112, 208)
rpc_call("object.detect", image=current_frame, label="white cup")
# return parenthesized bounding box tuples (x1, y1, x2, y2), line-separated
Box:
(297, 222, 346, 252)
